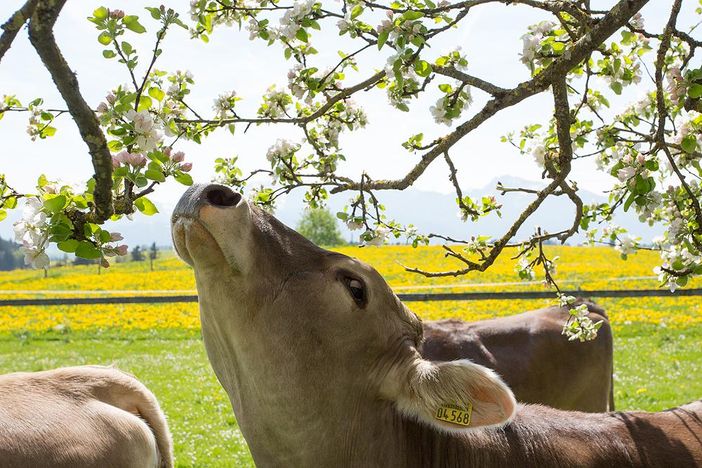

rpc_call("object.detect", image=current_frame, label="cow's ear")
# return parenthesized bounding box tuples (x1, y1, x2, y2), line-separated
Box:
(382, 356, 516, 432)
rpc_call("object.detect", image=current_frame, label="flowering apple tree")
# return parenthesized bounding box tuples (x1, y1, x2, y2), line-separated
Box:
(1, 0, 701, 340)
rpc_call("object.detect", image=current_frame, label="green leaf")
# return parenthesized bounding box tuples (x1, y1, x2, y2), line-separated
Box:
(134, 197, 158, 215)
(610, 82, 622, 95)
(351, 4, 363, 19)
(145, 7, 161, 19)
(148, 87, 165, 102)
(40, 126, 56, 138)
(377, 29, 389, 50)
(43, 195, 66, 213)
(689, 84, 702, 99)
(682, 134, 698, 154)
(102, 50, 116, 59)
(93, 7, 109, 20)
(296, 28, 309, 42)
(623, 191, 636, 212)
(413, 60, 432, 77)
(75, 241, 101, 259)
(121, 41, 133, 55)
(0, 210, 6, 222)
(123, 16, 146, 33)
(174, 172, 193, 186)
(145, 169, 166, 182)
(137, 95, 152, 111)
(402, 11, 424, 20)
(99, 229, 112, 243)
(57, 239, 79, 253)
(107, 140, 123, 152)
(98, 32, 112, 46)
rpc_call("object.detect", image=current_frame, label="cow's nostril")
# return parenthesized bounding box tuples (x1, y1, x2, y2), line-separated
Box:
(204, 185, 242, 208)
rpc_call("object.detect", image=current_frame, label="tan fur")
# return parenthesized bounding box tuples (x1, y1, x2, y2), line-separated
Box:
(0, 366, 173, 468)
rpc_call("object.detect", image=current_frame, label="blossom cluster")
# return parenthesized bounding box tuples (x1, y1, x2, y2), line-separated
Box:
(520, 21, 556, 69)
(13, 198, 50, 269)
(559, 295, 604, 342)
(213, 90, 238, 119)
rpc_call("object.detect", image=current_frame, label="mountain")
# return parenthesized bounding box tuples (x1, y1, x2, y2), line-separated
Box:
(276, 176, 663, 244)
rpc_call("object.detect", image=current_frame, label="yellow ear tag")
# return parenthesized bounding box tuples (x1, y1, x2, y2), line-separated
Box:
(435, 403, 472, 427)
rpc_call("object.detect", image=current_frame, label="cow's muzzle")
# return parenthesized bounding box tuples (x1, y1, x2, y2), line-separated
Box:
(172, 183, 243, 222)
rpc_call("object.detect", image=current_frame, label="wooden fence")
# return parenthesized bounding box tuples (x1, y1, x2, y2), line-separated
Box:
(0, 288, 700, 307)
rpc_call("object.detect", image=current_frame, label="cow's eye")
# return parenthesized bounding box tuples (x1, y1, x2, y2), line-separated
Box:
(343, 277, 366, 307)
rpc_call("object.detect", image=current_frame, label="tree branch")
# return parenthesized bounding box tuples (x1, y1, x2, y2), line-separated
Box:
(332, 0, 648, 195)
(433, 66, 508, 96)
(0, 0, 38, 64)
(28, 0, 113, 221)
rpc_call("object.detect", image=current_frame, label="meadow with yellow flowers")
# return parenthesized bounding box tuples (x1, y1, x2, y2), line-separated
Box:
(1, 245, 700, 333)
(0, 245, 700, 467)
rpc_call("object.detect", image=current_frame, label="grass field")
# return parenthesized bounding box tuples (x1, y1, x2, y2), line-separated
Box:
(1, 245, 701, 466)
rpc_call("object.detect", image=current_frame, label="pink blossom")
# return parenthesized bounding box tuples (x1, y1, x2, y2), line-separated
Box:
(163, 147, 172, 158)
(112, 151, 128, 168)
(126, 152, 147, 167)
(106, 93, 116, 104)
(180, 162, 193, 172)
(110, 232, 123, 241)
(110, 9, 125, 18)
(96, 102, 108, 114)
(116, 245, 128, 256)
(171, 151, 185, 163)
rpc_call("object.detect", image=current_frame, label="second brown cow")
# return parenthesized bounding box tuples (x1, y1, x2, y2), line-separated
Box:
(421, 301, 614, 412)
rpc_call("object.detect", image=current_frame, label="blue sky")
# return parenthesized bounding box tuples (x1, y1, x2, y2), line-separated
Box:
(0, 0, 693, 246)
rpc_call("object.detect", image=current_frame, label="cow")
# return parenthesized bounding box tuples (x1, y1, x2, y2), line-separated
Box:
(171, 183, 702, 467)
(0, 365, 173, 468)
(422, 301, 614, 412)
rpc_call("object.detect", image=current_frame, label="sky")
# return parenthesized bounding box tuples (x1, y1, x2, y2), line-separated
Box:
(0, 0, 696, 246)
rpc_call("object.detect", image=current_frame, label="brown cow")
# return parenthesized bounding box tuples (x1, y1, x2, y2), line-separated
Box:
(0, 365, 173, 468)
(172, 184, 702, 467)
(422, 301, 614, 412)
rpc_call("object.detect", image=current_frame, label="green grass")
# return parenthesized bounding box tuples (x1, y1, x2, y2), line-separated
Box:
(0, 324, 701, 466)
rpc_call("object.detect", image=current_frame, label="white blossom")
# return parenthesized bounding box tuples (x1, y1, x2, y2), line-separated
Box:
(367, 227, 389, 246)
(532, 144, 547, 168)
(13, 198, 50, 269)
(273, 0, 316, 40)
(125, 109, 162, 152)
(346, 219, 363, 231)
(617, 166, 636, 182)
(213, 91, 238, 119)
(615, 233, 638, 256)
(266, 138, 297, 163)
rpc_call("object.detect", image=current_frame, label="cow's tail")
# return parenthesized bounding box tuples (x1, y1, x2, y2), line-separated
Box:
(88, 366, 174, 468)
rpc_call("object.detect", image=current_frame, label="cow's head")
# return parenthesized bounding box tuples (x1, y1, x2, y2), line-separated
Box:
(171, 184, 515, 457)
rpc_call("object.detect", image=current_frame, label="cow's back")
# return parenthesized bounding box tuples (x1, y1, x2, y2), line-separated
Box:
(420, 302, 613, 412)
(0, 366, 166, 468)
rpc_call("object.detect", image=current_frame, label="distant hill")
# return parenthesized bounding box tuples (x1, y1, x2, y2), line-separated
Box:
(0, 237, 23, 271)
(275, 176, 663, 244)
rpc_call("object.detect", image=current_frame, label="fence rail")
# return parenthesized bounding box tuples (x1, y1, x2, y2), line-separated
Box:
(0, 288, 699, 307)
